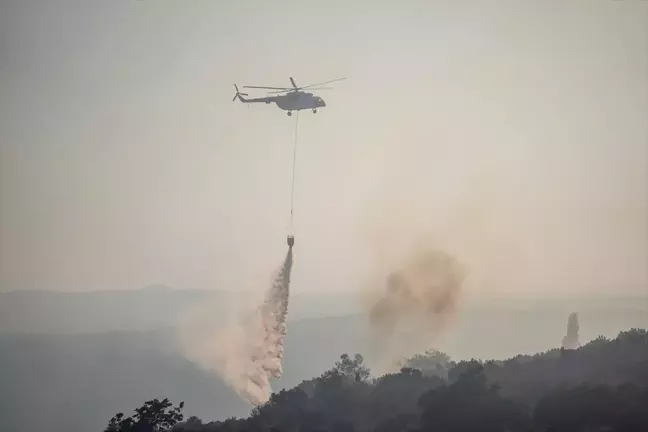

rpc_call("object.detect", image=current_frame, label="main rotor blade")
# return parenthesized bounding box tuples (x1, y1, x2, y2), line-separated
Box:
(290, 77, 298, 89)
(267, 89, 296, 94)
(266, 87, 334, 94)
(242, 85, 293, 90)
(298, 77, 346, 90)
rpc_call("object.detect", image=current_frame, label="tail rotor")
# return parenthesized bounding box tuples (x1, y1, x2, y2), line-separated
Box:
(232, 84, 248, 102)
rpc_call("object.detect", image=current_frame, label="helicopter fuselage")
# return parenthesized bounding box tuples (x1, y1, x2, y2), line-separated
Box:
(234, 90, 326, 114)
(274, 91, 326, 112)
(233, 76, 341, 115)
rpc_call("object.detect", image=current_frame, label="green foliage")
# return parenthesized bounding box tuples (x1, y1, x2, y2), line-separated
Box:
(175, 416, 203, 432)
(248, 387, 310, 432)
(370, 367, 444, 426)
(310, 354, 374, 430)
(483, 327, 648, 405)
(418, 364, 532, 432)
(448, 358, 483, 383)
(534, 383, 648, 432)
(107, 329, 648, 432)
(402, 349, 452, 380)
(104, 398, 184, 432)
(331, 353, 371, 382)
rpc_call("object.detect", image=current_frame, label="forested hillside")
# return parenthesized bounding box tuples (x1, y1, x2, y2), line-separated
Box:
(1, 291, 646, 432)
(105, 328, 648, 432)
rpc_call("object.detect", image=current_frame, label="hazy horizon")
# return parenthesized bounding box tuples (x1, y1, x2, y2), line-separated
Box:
(2, 284, 648, 300)
(1, 0, 647, 299)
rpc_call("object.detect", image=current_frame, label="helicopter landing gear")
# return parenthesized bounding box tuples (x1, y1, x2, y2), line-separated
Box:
(312, 109, 317, 114)
(287, 111, 292, 116)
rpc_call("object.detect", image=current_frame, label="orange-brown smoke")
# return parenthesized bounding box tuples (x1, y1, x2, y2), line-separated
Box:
(367, 246, 466, 373)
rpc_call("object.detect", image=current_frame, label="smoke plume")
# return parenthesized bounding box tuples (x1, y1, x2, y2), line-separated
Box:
(562, 312, 580, 350)
(179, 248, 293, 406)
(367, 246, 466, 373)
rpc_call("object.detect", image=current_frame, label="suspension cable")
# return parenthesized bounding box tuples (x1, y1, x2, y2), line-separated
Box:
(289, 111, 299, 232)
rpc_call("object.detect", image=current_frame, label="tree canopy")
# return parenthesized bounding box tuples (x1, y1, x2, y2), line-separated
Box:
(105, 329, 648, 432)
(104, 398, 184, 432)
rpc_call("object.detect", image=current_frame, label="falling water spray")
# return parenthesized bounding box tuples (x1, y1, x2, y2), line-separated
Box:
(181, 109, 300, 406)
(178, 245, 294, 406)
(227, 246, 294, 406)
(562, 312, 580, 350)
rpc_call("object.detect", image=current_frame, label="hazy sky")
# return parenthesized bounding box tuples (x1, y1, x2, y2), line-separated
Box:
(1, 0, 646, 296)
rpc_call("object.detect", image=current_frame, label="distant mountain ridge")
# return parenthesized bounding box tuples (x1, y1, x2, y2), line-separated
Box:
(0, 287, 646, 432)
(1, 288, 645, 338)
(0, 287, 227, 334)
(1, 321, 646, 432)
(0, 288, 365, 334)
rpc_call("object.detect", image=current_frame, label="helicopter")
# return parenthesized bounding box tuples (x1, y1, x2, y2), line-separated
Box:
(232, 77, 345, 116)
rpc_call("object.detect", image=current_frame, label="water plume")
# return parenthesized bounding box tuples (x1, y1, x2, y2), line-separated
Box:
(179, 248, 293, 406)
(562, 312, 580, 350)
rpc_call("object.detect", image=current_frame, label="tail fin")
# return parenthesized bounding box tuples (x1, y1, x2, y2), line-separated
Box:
(232, 84, 248, 102)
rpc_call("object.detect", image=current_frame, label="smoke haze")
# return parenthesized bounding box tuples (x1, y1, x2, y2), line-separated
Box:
(2, 1, 646, 298)
(366, 245, 466, 373)
(178, 248, 293, 406)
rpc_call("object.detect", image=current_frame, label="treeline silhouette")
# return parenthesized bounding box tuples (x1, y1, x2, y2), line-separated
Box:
(105, 328, 648, 432)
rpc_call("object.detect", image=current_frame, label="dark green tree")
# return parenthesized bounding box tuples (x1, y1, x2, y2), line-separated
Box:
(418, 364, 531, 432)
(403, 349, 452, 380)
(104, 398, 184, 432)
(104, 330, 648, 432)
(534, 383, 648, 432)
(326, 353, 371, 383)
(369, 367, 444, 428)
(248, 387, 310, 432)
(447, 359, 483, 383)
